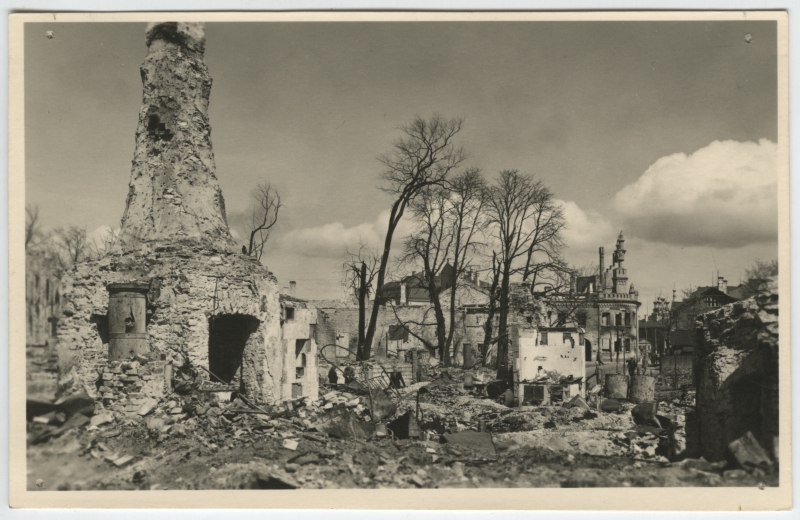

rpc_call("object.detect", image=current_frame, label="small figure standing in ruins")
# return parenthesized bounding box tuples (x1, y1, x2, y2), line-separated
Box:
(343, 365, 356, 385)
(626, 357, 638, 378)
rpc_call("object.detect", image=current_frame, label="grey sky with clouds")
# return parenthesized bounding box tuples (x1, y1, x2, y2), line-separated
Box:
(25, 20, 778, 309)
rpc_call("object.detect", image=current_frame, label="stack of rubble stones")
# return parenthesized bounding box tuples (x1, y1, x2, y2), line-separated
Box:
(690, 277, 779, 463)
(96, 354, 167, 411)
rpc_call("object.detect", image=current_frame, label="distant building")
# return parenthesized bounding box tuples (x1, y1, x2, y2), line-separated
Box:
(382, 263, 490, 306)
(639, 275, 746, 356)
(541, 232, 641, 363)
(25, 250, 62, 347)
(279, 292, 319, 400)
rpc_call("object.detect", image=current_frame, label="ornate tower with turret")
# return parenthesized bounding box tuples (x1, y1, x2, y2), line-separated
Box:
(612, 231, 628, 293)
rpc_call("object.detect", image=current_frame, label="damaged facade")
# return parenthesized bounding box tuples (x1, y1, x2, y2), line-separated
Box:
(50, 22, 308, 409)
(280, 293, 319, 400)
(546, 232, 641, 363)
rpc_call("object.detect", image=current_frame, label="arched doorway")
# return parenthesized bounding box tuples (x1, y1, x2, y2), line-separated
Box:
(585, 339, 593, 362)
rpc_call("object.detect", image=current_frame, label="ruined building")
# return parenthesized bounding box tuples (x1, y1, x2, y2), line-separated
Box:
(546, 232, 641, 363)
(53, 23, 307, 408)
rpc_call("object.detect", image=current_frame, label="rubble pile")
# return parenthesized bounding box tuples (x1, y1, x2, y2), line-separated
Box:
(27, 361, 777, 490)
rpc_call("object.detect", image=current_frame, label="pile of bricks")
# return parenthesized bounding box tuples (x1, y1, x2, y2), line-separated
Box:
(96, 354, 167, 412)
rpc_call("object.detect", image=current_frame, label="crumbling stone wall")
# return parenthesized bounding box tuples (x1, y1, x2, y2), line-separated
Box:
(691, 278, 778, 462)
(56, 244, 282, 405)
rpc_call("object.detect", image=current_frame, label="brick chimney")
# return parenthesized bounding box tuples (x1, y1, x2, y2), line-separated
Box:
(717, 276, 728, 294)
(289, 281, 296, 297)
(400, 283, 407, 305)
(599, 247, 605, 291)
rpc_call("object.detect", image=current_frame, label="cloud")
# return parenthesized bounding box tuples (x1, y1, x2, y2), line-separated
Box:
(272, 210, 414, 259)
(613, 139, 777, 248)
(559, 199, 616, 257)
(88, 224, 120, 251)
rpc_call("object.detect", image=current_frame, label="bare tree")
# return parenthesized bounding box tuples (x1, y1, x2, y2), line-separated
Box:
(538, 263, 599, 326)
(341, 241, 381, 360)
(741, 259, 778, 298)
(658, 286, 705, 356)
(25, 204, 43, 249)
(442, 168, 487, 365)
(481, 251, 503, 365)
(485, 170, 566, 380)
(362, 114, 467, 360)
(401, 184, 454, 364)
(53, 225, 91, 270)
(245, 182, 282, 262)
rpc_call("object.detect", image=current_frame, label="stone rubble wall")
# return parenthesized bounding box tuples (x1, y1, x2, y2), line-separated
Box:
(691, 277, 779, 462)
(55, 244, 282, 407)
(96, 356, 167, 411)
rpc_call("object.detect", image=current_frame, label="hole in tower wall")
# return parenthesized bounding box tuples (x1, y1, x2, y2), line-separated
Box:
(146, 112, 175, 142)
(208, 314, 260, 384)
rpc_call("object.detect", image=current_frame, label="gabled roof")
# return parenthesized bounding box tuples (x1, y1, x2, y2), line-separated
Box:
(691, 286, 732, 299)
(726, 284, 748, 300)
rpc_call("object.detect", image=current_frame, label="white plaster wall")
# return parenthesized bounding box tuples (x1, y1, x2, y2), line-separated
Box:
(517, 329, 585, 391)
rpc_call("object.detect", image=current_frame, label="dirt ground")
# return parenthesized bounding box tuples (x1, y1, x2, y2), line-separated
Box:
(26, 368, 778, 491)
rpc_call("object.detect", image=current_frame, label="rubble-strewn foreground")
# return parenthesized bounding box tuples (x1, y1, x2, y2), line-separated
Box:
(27, 361, 777, 490)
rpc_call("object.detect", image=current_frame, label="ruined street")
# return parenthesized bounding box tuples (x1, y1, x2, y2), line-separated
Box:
(21, 19, 783, 501)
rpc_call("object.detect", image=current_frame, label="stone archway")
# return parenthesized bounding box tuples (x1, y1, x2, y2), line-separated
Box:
(208, 314, 260, 384)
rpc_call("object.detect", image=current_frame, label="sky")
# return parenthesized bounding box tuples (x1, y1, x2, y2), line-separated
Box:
(24, 20, 779, 309)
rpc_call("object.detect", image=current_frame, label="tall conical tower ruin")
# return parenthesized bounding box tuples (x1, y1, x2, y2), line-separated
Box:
(53, 23, 289, 408)
(119, 23, 234, 251)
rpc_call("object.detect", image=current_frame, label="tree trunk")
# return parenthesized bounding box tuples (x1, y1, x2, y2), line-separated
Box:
(357, 261, 366, 360)
(445, 282, 458, 366)
(364, 201, 404, 359)
(422, 256, 448, 366)
(496, 262, 511, 381)
(433, 298, 447, 366)
(482, 259, 500, 367)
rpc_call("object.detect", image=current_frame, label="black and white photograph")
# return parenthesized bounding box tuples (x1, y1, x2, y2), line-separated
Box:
(9, 11, 790, 509)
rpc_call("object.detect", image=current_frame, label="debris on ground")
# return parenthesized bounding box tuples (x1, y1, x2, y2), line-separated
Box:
(26, 364, 778, 490)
